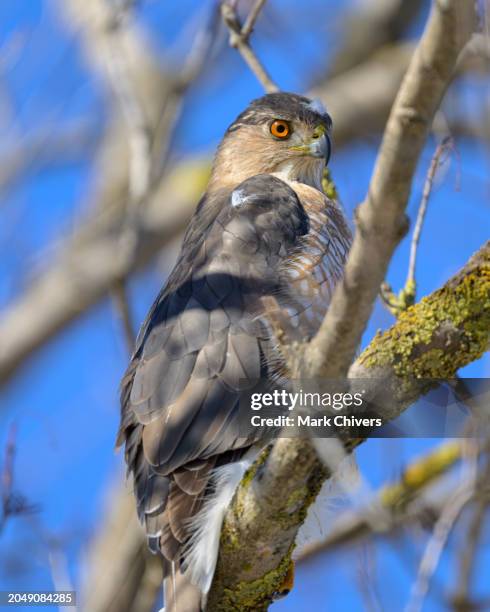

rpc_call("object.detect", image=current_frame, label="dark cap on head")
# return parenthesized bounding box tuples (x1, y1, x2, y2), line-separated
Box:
(228, 92, 332, 133)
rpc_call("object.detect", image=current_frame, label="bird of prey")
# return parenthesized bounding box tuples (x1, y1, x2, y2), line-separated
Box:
(117, 92, 351, 611)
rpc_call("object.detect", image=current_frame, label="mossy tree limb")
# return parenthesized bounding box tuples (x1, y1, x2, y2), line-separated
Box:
(206, 241, 490, 610)
(205, 440, 327, 611)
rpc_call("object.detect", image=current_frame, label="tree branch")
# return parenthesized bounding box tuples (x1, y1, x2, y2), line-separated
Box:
(0, 43, 414, 385)
(303, 0, 476, 380)
(323, 0, 424, 79)
(207, 11, 479, 600)
(296, 440, 464, 560)
(451, 454, 490, 611)
(406, 444, 478, 612)
(0, 158, 209, 384)
(221, 0, 279, 93)
(207, 239, 490, 610)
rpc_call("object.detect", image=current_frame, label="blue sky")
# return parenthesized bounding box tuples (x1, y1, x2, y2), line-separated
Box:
(0, 1, 489, 610)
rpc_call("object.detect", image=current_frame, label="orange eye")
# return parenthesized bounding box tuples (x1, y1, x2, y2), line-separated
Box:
(270, 120, 290, 139)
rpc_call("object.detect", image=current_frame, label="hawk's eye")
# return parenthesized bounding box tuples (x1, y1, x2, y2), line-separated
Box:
(270, 120, 291, 139)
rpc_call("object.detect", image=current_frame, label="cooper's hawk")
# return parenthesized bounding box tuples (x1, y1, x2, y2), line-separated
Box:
(117, 92, 351, 611)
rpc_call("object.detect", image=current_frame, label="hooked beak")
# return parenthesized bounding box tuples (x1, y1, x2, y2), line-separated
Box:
(308, 133, 331, 164)
(290, 132, 331, 165)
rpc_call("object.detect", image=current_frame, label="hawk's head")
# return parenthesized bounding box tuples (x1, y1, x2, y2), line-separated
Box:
(210, 92, 332, 191)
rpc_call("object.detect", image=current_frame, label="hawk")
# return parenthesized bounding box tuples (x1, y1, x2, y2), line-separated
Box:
(117, 92, 351, 611)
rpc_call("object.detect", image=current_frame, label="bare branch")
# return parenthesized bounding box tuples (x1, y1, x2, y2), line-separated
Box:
(303, 0, 475, 380)
(407, 137, 453, 292)
(221, 0, 279, 93)
(102, 2, 152, 351)
(241, 0, 268, 40)
(103, 17, 152, 208)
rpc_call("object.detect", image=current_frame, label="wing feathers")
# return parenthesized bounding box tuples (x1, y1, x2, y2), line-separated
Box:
(118, 174, 350, 571)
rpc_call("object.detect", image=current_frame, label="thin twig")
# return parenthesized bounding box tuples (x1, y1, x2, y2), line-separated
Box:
(104, 2, 152, 231)
(221, 0, 279, 93)
(406, 136, 453, 292)
(155, 3, 222, 173)
(0, 423, 37, 534)
(356, 542, 383, 612)
(104, 2, 151, 350)
(380, 136, 454, 315)
(0, 423, 17, 532)
(47, 539, 77, 611)
(241, 0, 268, 40)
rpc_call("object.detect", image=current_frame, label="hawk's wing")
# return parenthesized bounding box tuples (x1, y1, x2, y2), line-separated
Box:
(117, 174, 310, 559)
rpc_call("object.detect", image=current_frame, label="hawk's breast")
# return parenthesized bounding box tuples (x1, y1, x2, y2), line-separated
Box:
(265, 180, 351, 343)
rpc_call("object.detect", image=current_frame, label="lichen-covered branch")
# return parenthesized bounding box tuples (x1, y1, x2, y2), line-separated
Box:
(205, 440, 325, 611)
(353, 241, 490, 383)
(207, 241, 490, 610)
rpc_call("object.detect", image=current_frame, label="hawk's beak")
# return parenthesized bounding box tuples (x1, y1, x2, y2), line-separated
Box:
(307, 133, 331, 164)
(290, 129, 331, 165)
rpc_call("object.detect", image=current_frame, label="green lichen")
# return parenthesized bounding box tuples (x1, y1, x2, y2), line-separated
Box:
(212, 460, 326, 610)
(274, 487, 309, 527)
(240, 446, 270, 488)
(212, 546, 294, 612)
(359, 264, 490, 379)
(218, 447, 272, 553)
(285, 485, 309, 512)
